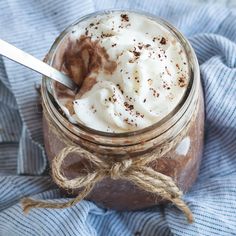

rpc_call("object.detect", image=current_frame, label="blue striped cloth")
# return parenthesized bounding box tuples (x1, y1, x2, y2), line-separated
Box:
(1, 0, 236, 235)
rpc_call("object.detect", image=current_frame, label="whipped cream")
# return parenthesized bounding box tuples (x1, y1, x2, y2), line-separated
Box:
(54, 12, 189, 133)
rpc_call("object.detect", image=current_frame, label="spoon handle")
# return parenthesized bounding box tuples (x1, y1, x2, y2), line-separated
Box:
(0, 39, 77, 90)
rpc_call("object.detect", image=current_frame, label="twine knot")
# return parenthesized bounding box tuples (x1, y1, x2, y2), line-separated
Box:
(21, 145, 194, 223)
(109, 159, 133, 179)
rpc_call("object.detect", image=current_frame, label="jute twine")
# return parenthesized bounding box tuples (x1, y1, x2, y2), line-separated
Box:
(21, 102, 198, 223)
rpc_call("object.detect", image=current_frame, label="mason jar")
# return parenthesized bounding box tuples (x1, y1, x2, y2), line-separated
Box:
(41, 10, 204, 211)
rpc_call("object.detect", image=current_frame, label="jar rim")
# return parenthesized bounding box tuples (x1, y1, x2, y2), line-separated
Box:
(42, 9, 199, 142)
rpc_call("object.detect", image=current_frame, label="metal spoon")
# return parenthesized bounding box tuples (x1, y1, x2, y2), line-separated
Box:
(0, 39, 77, 90)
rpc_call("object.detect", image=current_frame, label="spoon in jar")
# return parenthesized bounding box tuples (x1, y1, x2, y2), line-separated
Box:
(0, 39, 77, 91)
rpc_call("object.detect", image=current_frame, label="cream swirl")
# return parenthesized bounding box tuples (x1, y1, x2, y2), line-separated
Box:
(55, 12, 189, 133)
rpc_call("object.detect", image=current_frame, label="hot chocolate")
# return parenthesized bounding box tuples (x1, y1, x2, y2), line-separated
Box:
(40, 11, 204, 217)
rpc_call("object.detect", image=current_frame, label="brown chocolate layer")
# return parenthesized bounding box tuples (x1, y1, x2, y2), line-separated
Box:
(53, 35, 117, 116)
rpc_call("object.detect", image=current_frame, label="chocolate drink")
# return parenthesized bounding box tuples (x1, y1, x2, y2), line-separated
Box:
(42, 11, 204, 210)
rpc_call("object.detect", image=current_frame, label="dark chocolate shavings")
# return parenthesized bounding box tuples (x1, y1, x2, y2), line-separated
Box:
(120, 14, 129, 22)
(160, 37, 166, 45)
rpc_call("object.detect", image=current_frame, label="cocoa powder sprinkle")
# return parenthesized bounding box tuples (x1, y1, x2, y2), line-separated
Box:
(160, 37, 166, 45)
(133, 51, 140, 57)
(178, 77, 186, 87)
(120, 14, 129, 22)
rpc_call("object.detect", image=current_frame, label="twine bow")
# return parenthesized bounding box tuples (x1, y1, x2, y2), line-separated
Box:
(22, 145, 193, 223)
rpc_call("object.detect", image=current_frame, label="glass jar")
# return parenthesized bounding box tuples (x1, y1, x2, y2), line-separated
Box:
(41, 10, 204, 211)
